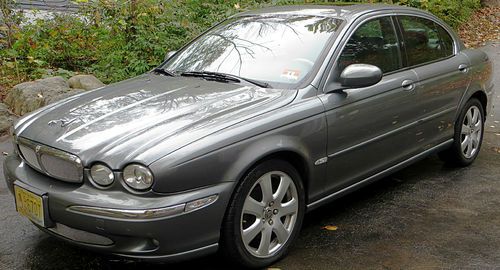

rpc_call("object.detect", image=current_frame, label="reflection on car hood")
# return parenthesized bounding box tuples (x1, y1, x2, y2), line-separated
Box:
(15, 73, 297, 168)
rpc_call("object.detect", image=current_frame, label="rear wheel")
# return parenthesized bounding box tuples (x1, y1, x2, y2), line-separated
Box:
(220, 159, 305, 268)
(439, 98, 484, 166)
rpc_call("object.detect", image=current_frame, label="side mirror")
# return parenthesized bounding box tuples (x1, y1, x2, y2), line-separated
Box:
(164, 50, 177, 61)
(339, 64, 382, 89)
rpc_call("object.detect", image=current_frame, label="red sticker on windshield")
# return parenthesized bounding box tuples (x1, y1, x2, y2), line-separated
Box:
(281, 69, 301, 81)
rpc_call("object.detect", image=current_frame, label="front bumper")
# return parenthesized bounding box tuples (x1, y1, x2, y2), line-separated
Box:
(3, 154, 235, 262)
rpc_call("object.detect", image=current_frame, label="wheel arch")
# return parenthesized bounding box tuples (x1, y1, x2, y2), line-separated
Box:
(457, 88, 488, 122)
(225, 140, 314, 204)
(244, 150, 310, 201)
(470, 91, 488, 118)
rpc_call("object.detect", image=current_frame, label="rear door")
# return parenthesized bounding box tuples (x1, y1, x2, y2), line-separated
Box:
(396, 15, 470, 150)
(319, 15, 421, 194)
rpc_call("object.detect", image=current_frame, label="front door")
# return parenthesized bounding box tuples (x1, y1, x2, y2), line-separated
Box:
(319, 16, 422, 194)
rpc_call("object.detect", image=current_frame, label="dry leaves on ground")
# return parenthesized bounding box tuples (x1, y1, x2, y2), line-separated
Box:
(322, 225, 338, 231)
(458, 7, 500, 48)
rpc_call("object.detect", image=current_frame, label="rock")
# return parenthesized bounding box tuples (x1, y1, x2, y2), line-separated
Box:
(0, 103, 18, 134)
(4, 75, 103, 116)
(68, 75, 105, 90)
(5, 76, 76, 115)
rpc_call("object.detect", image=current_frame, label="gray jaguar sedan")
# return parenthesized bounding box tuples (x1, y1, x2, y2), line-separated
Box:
(3, 4, 494, 268)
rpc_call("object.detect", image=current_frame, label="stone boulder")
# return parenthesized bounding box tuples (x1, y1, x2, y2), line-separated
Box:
(4, 76, 71, 115)
(0, 103, 18, 134)
(68, 75, 105, 91)
(4, 75, 105, 116)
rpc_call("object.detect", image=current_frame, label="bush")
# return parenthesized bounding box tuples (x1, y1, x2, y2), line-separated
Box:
(0, 0, 481, 87)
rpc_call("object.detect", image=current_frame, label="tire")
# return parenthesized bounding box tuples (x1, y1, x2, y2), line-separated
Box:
(438, 98, 485, 166)
(220, 159, 306, 269)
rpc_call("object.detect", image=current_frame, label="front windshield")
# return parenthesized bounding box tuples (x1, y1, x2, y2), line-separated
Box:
(162, 14, 343, 88)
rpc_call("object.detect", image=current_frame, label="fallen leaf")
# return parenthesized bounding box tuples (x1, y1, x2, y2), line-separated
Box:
(322, 225, 338, 231)
(458, 6, 500, 48)
(37, 93, 43, 98)
(492, 147, 500, 153)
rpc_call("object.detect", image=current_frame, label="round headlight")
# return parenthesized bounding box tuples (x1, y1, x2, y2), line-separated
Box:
(90, 164, 114, 186)
(123, 164, 154, 191)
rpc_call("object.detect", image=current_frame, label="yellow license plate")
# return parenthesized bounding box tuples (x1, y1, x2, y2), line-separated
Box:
(14, 185, 46, 227)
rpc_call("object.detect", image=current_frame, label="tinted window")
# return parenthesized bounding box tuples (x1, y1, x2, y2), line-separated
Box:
(437, 25, 454, 57)
(399, 16, 453, 66)
(163, 15, 342, 88)
(338, 17, 401, 74)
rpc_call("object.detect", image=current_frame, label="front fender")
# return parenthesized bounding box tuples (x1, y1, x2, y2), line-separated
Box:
(222, 134, 313, 189)
(149, 97, 328, 203)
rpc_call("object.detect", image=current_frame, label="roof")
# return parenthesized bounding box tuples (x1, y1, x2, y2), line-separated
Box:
(12, 0, 79, 12)
(235, 4, 427, 19)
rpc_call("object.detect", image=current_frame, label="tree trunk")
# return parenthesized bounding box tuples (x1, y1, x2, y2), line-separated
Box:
(481, 0, 500, 7)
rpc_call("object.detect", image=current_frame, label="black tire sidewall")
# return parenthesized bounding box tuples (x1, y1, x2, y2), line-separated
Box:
(220, 159, 306, 269)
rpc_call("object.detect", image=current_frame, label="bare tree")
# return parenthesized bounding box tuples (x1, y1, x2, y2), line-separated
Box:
(480, 0, 500, 7)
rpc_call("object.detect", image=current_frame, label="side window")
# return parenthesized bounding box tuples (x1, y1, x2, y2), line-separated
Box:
(338, 16, 401, 74)
(437, 24, 454, 57)
(398, 16, 452, 66)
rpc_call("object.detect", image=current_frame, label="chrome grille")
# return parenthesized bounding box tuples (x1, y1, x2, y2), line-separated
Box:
(17, 137, 83, 183)
(18, 144, 42, 170)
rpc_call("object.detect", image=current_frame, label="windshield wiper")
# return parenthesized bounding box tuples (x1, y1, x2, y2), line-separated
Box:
(152, 67, 176, 77)
(181, 71, 270, 88)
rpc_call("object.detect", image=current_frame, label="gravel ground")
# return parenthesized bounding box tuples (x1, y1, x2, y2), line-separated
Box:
(0, 42, 499, 270)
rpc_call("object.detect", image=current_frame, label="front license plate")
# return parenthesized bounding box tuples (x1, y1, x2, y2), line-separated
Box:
(14, 185, 46, 227)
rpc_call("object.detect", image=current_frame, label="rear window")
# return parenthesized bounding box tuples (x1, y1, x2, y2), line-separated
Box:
(398, 16, 454, 67)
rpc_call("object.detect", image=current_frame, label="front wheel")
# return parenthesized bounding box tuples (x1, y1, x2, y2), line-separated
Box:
(220, 159, 305, 268)
(439, 98, 484, 166)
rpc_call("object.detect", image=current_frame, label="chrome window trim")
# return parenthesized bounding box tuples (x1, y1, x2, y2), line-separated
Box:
(319, 12, 400, 93)
(17, 137, 83, 183)
(392, 12, 459, 55)
(338, 15, 403, 74)
(394, 14, 458, 68)
(317, 9, 461, 93)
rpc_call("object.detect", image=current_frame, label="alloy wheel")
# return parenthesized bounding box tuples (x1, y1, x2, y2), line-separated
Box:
(460, 105, 482, 159)
(240, 171, 298, 258)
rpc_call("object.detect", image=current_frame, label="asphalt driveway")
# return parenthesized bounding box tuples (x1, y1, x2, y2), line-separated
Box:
(1, 42, 499, 270)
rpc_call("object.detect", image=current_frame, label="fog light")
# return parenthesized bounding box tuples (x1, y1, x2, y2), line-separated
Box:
(90, 164, 114, 186)
(123, 164, 154, 191)
(185, 195, 218, 212)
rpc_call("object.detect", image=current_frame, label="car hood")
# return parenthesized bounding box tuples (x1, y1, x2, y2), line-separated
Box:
(15, 73, 297, 168)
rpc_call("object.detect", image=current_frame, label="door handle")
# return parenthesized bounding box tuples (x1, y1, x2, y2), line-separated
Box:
(458, 64, 469, 73)
(401, 79, 415, 91)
